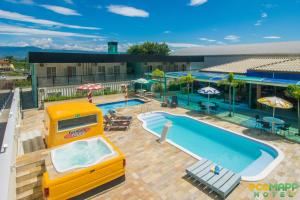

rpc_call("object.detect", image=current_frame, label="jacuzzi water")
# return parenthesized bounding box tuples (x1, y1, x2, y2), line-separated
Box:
(97, 99, 145, 115)
(51, 137, 116, 173)
(138, 112, 283, 180)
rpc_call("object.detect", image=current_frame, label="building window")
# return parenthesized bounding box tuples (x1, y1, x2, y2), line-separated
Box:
(67, 66, 77, 77)
(46, 67, 56, 78)
(97, 66, 105, 74)
(88, 66, 93, 75)
(114, 66, 120, 74)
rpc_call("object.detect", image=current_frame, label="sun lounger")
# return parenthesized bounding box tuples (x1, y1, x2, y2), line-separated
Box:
(186, 159, 241, 199)
(161, 97, 169, 107)
(108, 110, 132, 121)
(104, 115, 130, 131)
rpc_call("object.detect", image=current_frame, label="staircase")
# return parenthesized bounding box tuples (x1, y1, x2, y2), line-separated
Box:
(16, 159, 45, 200)
(19, 130, 46, 155)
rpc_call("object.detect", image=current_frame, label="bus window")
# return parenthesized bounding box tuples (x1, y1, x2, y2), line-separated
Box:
(58, 115, 97, 132)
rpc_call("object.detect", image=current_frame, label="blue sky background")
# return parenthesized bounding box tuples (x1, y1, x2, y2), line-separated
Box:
(0, 0, 299, 51)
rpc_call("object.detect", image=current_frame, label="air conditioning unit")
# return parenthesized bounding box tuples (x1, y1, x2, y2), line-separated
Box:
(40, 63, 44, 67)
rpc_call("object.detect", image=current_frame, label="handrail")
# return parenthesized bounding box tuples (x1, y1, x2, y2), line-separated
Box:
(0, 88, 20, 200)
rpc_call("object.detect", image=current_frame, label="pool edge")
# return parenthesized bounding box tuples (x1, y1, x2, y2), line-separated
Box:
(137, 111, 284, 182)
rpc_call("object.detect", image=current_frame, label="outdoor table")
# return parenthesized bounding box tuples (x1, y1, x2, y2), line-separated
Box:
(263, 117, 285, 133)
(202, 102, 215, 113)
(202, 102, 215, 107)
(137, 89, 146, 96)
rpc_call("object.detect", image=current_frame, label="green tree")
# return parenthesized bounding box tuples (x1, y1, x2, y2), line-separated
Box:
(285, 85, 300, 135)
(179, 73, 195, 105)
(218, 73, 245, 116)
(127, 42, 170, 55)
(152, 69, 165, 97)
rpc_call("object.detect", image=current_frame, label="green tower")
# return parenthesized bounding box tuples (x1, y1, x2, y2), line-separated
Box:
(108, 41, 118, 54)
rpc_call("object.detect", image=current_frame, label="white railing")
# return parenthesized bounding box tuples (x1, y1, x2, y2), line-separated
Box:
(0, 88, 20, 200)
(39, 80, 133, 100)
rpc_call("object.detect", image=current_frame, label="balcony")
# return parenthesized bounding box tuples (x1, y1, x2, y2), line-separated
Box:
(37, 73, 140, 87)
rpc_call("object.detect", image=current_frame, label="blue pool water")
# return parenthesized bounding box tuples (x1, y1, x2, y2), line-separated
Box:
(139, 112, 280, 178)
(97, 99, 145, 115)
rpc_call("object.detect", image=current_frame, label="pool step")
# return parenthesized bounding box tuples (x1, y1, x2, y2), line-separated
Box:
(19, 130, 46, 155)
(16, 187, 43, 200)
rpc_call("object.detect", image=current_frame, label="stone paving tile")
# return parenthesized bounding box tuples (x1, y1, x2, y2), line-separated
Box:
(19, 95, 300, 200)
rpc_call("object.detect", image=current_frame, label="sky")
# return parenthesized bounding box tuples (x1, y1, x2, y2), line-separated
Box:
(0, 0, 299, 52)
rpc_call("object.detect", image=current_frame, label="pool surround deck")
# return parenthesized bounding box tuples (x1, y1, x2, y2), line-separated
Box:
(19, 94, 300, 200)
(137, 111, 284, 182)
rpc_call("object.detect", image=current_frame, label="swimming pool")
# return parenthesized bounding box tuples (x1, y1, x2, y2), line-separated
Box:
(97, 99, 145, 115)
(138, 111, 283, 181)
(51, 137, 116, 173)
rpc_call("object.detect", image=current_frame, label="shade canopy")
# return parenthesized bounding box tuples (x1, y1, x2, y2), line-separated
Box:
(257, 96, 293, 109)
(197, 86, 220, 95)
(77, 83, 103, 91)
(134, 78, 149, 84)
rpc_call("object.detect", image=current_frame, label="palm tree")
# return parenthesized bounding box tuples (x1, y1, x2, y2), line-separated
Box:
(151, 68, 165, 97)
(285, 85, 300, 135)
(218, 73, 245, 117)
(179, 73, 195, 105)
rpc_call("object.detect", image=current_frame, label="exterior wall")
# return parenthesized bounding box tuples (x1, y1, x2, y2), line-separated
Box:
(35, 62, 126, 77)
(0, 64, 15, 71)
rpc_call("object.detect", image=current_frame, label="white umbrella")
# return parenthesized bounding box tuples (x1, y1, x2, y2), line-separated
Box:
(257, 96, 293, 118)
(198, 86, 220, 113)
(134, 78, 149, 91)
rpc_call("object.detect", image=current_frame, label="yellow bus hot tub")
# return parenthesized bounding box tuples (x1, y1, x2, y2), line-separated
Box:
(42, 102, 125, 200)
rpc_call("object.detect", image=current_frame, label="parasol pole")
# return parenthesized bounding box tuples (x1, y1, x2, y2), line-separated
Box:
(273, 107, 275, 118)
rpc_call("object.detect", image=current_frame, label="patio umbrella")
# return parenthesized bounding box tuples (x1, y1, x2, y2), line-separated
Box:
(77, 83, 104, 103)
(198, 86, 220, 113)
(257, 96, 293, 118)
(134, 78, 149, 91)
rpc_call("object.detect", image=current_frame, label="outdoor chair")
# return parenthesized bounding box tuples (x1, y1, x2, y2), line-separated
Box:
(255, 115, 264, 128)
(108, 110, 132, 122)
(210, 106, 218, 112)
(170, 96, 178, 108)
(200, 105, 206, 112)
(104, 115, 130, 131)
(261, 121, 271, 133)
(278, 123, 291, 135)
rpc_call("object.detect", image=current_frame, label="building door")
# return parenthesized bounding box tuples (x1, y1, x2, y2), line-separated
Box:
(46, 67, 56, 78)
(67, 66, 76, 77)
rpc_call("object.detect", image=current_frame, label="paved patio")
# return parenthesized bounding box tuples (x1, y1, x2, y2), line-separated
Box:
(20, 94, 300, 200)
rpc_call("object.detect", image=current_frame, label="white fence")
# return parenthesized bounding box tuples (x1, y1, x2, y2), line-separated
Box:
(38, 81, 133, 101)
(0, 88, 20, 200)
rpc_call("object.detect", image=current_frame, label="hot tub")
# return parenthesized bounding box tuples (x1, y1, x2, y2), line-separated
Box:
(51, 137, 117, 173)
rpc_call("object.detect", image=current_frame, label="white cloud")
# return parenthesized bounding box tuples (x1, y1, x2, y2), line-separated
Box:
(0, 24, 103, 39)
(199, 37, 216, 42)
(254, 20, 262, 26)
(167, 42, 202, 48)
(63, 0, 73, 4)
(107, 5, 149, 18)
(189, 0, 207, 6)
(40, 5, 81, 16)
(0, 10, 100, 30)
(263, 36, 281, 39)
(224, 35, 240, 42)
(163, 30, 172, 34)
(4, 0, 34, 5)
(261, 12, 268, 18)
